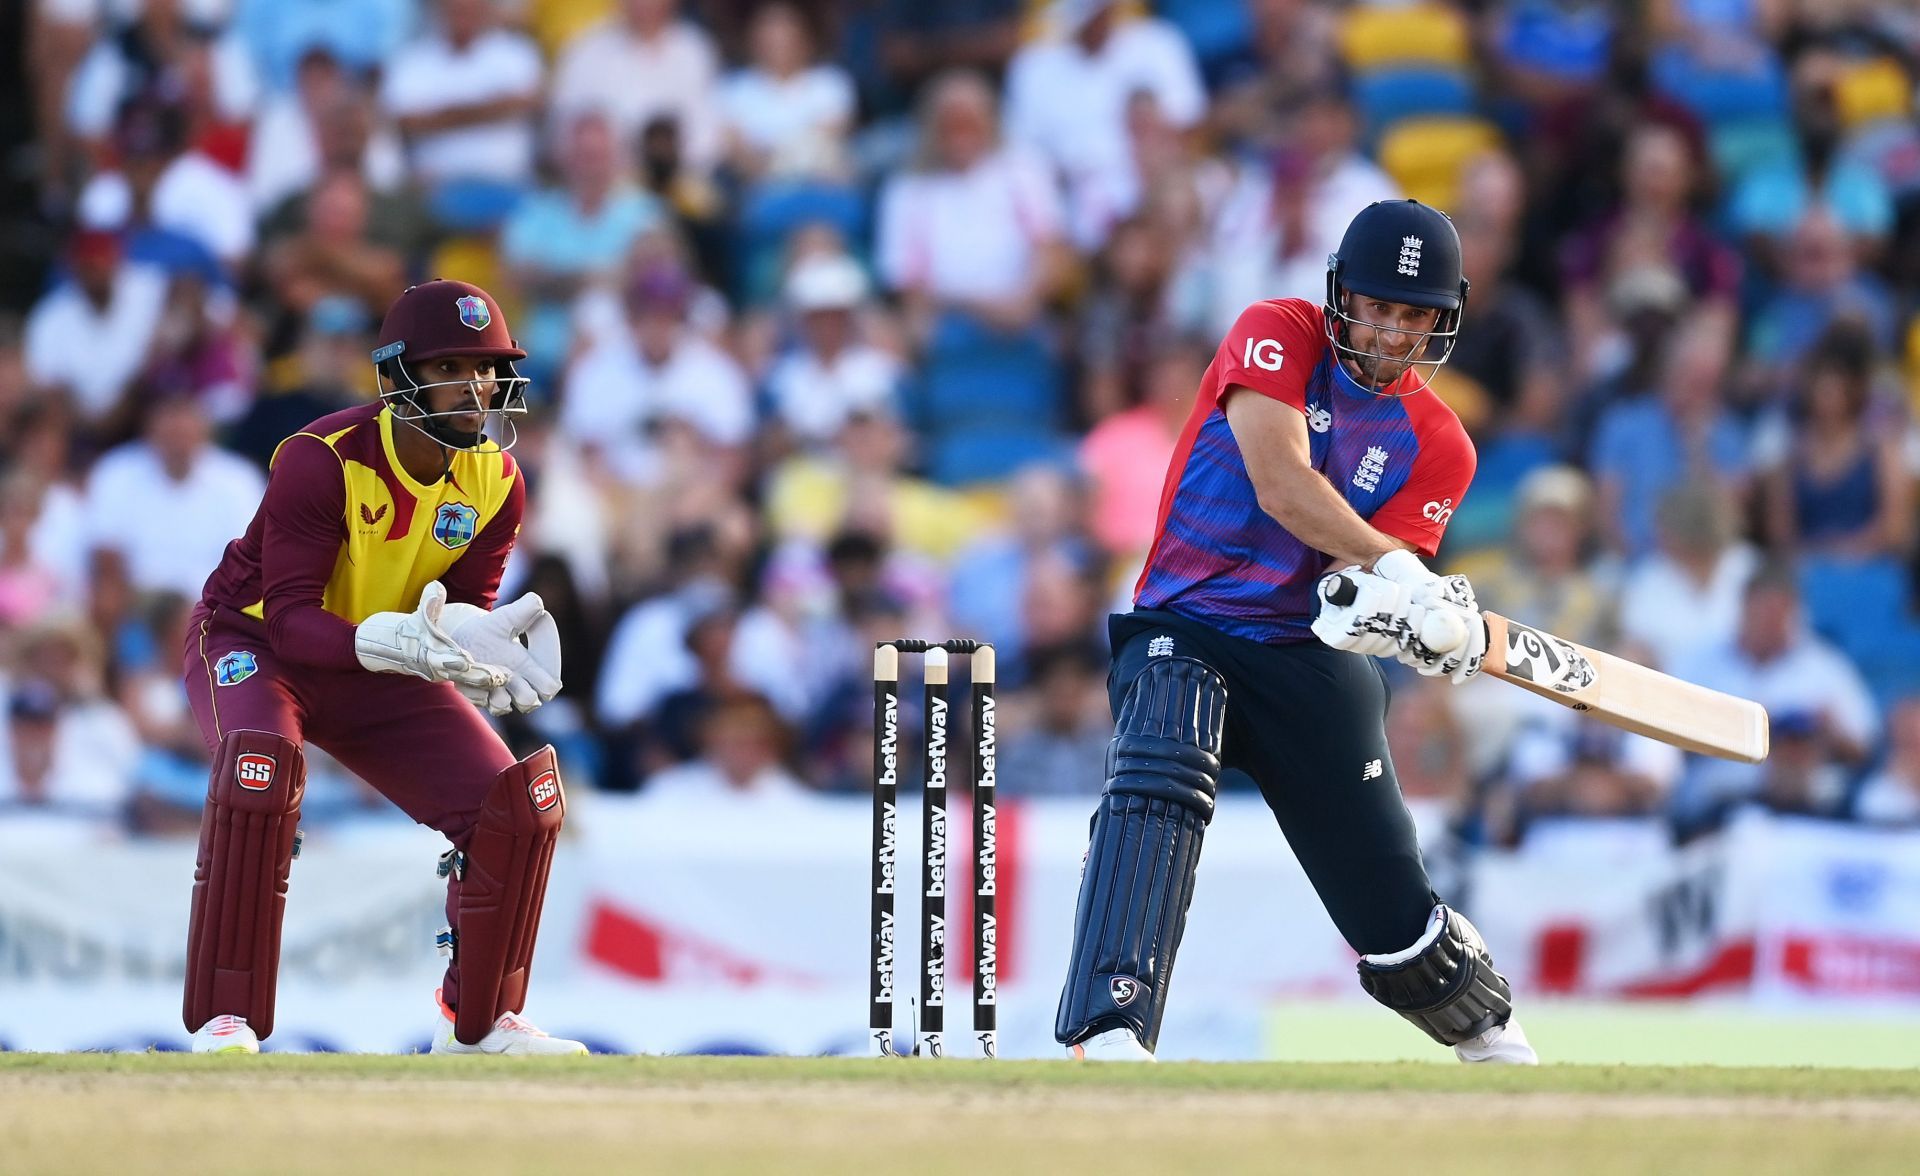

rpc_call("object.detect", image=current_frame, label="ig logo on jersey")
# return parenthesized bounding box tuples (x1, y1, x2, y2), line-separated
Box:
(433, 502, 480, 550)
(1242, 337, 1285, 372)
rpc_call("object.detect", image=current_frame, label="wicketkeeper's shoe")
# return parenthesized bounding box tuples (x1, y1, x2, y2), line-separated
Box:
(190, 1014, 259, 1054)
(429, 989, 588, 1056)
(1069, 1025, 1156, 1062)
(1454, 1016, 1538, 1065)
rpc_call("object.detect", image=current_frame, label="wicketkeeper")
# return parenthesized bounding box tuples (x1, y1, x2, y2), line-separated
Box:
(181, 280, 583, 1055)
(1055, 201, 1537, 1063)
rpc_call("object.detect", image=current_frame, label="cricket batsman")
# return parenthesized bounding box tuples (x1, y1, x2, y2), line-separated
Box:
(1056, 200, 1537, 1063)
(181, 280, 584, 1055)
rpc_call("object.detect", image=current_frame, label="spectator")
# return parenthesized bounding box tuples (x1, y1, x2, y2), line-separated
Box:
(718, 3, 856, 182)
(261, 169, 406, 325)
(234, 0, 415, 92)
(1502, 718, 1683, 855)
(1200, 85, 1398, 330)
(861, 0, 1020, 117)
(1559, 121, 1738, 385)
(1077, 215, 1177, 424)
(997, 638, 1110, 796)
(64, 0, 260, 151)
(1686, 714, 1850, 837)
(1855, 696, 1920, 824)
(596, 526, 808, 789)
(1744, 207, 1898, 391)
(641, 692, 808, 800)
(228, 295, 374, 471)
(27, 0, 101, 202)
(1441, 150, 1565, 439)
(1004, 0, 1206, 251)
(1729, 45, 1895, 261)
(0, 614, 142, 840)
(0, 678, 135, 841)
(1078, 331, 1199, 561)
(1675, 562, 1879, 825)
(257, 89, 433, 260)
(633, 602, 753, 772)
(83, 390, 265, 602)
(1588, 316, 1748, 559)
(1452, 465, 1616, 650)
(949, 463, 1094, 669)
(764, 253, 903, 450)
(4, 402, 89, 596)
(381, 0, 545, 224)
(0, 473, 69, 628)
(632, 115, 730, 277)
(1756, 326, 1910, 559)
(875, 70, 1070, 337)
(1490, 0, 1618, 105)
(551, 0, 724, 177)
(1617, 484, 1759, 671)
(1384, 675, 1472, 811)
(23, 226, 168, 428)
(1208, 0, 1343, 147)
(136, 273, 253, 427)
(78, 94, 253, 274)
(560, 261, 754, 487)
(246, 47, 404, 214)
(765, 406, 987, 565)
(502, 110, 665, 375)
(1017, 544, 1108, 672)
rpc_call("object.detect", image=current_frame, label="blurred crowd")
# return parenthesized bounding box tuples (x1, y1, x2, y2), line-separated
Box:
(4, 0, 1920, 852)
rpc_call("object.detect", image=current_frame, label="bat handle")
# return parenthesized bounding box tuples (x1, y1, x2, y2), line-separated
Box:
(1323, 574, 1358, 607)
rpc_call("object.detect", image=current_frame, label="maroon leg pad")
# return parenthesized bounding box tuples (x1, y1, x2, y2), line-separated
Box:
(183, 730, 306, 1038)
(453, 746, 564, 1044)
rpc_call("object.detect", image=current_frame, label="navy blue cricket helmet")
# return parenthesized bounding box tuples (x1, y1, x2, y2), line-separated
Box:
(1323, 199, 1470, 392)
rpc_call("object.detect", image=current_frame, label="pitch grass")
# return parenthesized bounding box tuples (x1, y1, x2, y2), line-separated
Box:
(4, 1055, 1918, 1175)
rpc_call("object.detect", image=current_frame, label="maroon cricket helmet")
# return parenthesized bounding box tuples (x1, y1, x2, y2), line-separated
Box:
(372, 279, 526, 364)
(370, 279, 530, 451)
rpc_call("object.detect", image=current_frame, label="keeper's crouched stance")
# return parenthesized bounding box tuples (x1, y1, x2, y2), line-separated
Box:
(1056, 200, 1534, 1064)
(180, 280, 581, 1055)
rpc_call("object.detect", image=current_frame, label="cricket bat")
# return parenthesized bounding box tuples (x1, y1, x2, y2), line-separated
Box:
(1326, 577, 1770, 763)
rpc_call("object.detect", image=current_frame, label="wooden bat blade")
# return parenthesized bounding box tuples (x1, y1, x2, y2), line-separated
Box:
(1481, 612, 1770, 764)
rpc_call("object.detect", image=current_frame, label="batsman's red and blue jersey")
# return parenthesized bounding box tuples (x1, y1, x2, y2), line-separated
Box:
(1134, 297, 1476, 644)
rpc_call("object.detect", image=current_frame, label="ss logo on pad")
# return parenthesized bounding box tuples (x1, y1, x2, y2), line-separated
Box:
(235, 753, 276, 791)
(529, 771, 560, 812)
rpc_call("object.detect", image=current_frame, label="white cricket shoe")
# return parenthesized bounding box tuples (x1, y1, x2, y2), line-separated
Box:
(429, 990, 588, 1056)
(1069, 1025, 1156, 1062)
(190, 1014, 259, 1054)
(1454, 1017, 1538, 1065)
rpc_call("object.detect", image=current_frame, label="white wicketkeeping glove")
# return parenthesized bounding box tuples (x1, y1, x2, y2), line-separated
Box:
(355, 581, 510, 690)
(441, 592, 563, 716)
(1312, 568, 1415, 657)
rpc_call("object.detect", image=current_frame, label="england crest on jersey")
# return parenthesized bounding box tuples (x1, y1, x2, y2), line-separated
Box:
(214, 651, 258, 686)
(455, 294, 491, 331)
(433, 501, 480, 550)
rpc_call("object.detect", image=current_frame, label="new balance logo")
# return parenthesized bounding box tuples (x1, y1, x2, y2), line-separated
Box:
(1306, 404, 1331, 433)
(1147, 635, 1174, 657)
(1362, 759, 1383, 781)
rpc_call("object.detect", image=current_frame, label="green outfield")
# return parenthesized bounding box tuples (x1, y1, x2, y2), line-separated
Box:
(4, 1054, 1918, 1175)
(1260, 1001, 1920, 1068)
